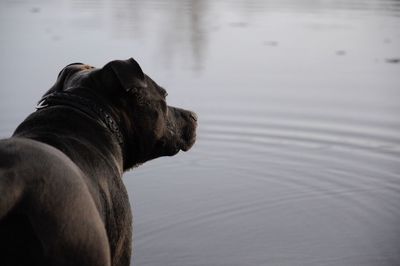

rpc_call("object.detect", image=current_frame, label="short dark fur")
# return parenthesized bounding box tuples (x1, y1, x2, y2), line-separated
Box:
(0, 58, 197, 266)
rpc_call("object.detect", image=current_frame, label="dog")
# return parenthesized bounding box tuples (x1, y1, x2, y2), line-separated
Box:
(0, 58, 197, 266)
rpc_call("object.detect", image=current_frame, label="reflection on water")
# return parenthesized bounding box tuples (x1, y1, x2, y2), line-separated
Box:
(1, 0, 400, 266)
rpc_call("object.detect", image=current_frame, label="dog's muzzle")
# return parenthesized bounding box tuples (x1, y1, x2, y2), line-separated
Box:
(159, 107, 197, 155)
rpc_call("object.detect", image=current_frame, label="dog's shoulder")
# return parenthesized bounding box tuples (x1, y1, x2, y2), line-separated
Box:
(0, 137, 111, 266)
(1, 137, 80, 175)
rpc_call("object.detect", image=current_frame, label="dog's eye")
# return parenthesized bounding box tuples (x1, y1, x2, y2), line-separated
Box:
(136, 94, 148, 106)
(159, 88, 168, 98)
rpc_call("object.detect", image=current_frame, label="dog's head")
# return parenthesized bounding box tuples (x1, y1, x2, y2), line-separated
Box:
(44, 58, 197, 169)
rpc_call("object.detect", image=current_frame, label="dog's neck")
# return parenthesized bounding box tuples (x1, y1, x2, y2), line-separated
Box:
(15, 90, 128, 175)
(36, 91, 125, 148)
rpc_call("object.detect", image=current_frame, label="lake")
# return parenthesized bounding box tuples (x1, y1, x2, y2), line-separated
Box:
(1, 0, 400, 265)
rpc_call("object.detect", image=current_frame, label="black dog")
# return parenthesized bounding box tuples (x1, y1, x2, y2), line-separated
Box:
(0, 58, 197, 266)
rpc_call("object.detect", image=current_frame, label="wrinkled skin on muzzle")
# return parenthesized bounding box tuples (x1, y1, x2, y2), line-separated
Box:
(157, 106, 197, 156)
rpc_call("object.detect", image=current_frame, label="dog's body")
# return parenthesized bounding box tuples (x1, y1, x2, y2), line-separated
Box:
(0, 58, 197, 266)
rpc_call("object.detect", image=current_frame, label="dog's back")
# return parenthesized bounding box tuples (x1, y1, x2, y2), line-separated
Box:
(0, 138, 111, 266)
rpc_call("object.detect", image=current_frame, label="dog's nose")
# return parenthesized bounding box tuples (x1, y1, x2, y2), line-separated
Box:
(189, 112, 198, 122)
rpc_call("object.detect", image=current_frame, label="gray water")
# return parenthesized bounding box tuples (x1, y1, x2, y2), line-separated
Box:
(1, 0, 400, 265)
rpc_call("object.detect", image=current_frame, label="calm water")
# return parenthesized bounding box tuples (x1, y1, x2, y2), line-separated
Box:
(1, 0, 400, 265)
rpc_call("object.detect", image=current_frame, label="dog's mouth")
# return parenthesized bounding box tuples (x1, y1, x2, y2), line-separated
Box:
(180, 127, 196, 152)
(181, 111, 198, 152)
(156, 125, 197, 156)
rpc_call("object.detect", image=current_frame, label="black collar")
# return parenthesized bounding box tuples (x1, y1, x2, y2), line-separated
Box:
(36, 91, 124, 147)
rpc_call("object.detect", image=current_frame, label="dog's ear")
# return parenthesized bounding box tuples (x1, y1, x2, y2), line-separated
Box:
(41, 63, 86, 99)
(102, 58, 147, 92)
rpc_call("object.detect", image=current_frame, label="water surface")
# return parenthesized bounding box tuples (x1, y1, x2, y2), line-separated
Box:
(1, 0, 400, 265)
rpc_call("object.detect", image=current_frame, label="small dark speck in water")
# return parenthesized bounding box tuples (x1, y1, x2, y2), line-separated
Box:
(211, 26, 220, 32)
(30, 7, 41, 13)
(264, 41, 279, 47)
(336, 50, 347, 56)
(229, 22, 248, 28)
(384, 38, 392, 43)
(386, 58, 400, 63)
(52, 36, 62, 41)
